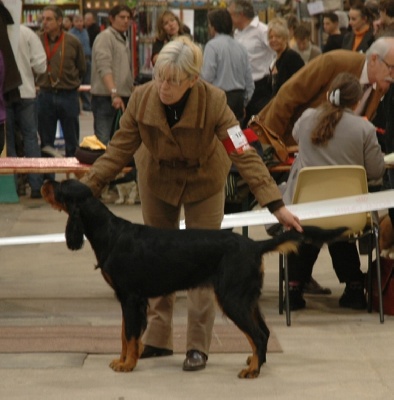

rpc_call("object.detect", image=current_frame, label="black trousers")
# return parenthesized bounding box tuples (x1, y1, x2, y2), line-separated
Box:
(225, 89, 244, 124)
(243, 76, 272, 129)
(287, 241, 364, 284)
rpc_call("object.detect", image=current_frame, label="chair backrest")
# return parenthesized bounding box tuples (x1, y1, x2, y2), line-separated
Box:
(292, 165, 369, 233)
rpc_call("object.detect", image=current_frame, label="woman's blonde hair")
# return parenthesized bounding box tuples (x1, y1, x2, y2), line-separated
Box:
(153, 36, 202, 83)
(268, 17, 289, 42)
(311, 72, 363, 146)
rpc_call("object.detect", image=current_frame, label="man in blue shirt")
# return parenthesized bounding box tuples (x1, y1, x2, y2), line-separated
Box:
(201, 8, 254, 124)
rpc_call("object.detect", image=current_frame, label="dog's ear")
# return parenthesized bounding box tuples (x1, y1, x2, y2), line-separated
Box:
(56, 180, 92, 250)
(65, 204, 85, 250)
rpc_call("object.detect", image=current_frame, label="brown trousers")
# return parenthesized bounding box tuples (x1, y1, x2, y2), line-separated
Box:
(139, 178, 225, 355)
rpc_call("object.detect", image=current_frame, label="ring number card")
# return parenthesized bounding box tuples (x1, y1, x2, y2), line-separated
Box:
(227, 125, 250, 154)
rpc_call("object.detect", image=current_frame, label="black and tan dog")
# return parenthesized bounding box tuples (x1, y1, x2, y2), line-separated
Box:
(42, 179, 346, 379)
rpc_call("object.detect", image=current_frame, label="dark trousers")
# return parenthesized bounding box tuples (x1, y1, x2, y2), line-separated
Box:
(6, 98, 43, 191)
(225, 89, 244, 124)
(288, 241, 364, 284)
(91, 95, 129, 145)
(37, 89, 80, 157)
(243, 76, 272, 128)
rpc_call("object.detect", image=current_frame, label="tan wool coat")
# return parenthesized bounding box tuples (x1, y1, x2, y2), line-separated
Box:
(258, 50, 385, 145)
(81, 79, 282, 210)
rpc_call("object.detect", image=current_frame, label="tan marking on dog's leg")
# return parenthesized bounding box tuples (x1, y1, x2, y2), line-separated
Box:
(238, 334, 260, 379)
(109, 318, 140, 372)
(109, 318, 127, 370)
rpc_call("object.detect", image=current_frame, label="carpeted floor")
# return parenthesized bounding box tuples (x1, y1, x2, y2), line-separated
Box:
(0, 323, 282, 354)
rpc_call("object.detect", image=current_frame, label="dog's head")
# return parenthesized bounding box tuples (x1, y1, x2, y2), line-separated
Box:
(42, 180, 94, 251)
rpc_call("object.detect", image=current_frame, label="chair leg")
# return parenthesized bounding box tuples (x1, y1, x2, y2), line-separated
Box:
(283, 254, 291, 326)
(373, 226, 384, 323)
(279, 254, 284, 315)
(367, 233, 373, 313)
(241, 198, 249, 237)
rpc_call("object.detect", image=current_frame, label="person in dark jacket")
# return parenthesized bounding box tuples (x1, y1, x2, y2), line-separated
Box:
(322, 12, 344, 53)
(342, 1, 375, 52)
(267, 17, 304, 96)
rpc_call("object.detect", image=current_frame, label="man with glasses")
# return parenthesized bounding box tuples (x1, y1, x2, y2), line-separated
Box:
(257, 37, 394, 146)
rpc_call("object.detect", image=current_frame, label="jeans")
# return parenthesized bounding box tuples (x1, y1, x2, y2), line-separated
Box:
(37, 90, 80, 157)
(6, 98, 43, 191)
(80, 59, 91, 111)
(91, 95, 128, 145)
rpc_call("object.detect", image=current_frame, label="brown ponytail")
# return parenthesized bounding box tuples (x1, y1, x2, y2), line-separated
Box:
(311, 72, 363, 146)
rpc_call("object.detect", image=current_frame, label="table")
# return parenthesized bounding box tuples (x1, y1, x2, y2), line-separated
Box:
(0, 157, 92, 175)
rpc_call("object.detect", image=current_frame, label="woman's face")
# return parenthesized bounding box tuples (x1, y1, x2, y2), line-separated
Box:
(162, 14, 180, 37)
(155, 69, 196, 105)
(349, 9, 368, 32)
(268, 28, 287, 54)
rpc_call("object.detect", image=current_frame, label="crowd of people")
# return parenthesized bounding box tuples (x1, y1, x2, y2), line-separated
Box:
(2, 0, 394, 373)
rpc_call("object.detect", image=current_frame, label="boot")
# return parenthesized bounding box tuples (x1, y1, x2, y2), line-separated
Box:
(287, 283, 306, 311)
(339, 281, 367, 310)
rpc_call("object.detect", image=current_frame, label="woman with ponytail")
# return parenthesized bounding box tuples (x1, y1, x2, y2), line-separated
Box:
(281, 72, 385, 311)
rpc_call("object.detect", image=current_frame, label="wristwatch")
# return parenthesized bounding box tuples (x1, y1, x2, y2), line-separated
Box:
(111, 88, 118, 97)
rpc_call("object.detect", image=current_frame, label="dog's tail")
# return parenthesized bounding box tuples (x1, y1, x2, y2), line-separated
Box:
(259, 226, 349, 255)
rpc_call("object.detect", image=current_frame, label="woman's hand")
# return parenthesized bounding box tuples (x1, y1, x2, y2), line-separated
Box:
(273, 206, 302, 232)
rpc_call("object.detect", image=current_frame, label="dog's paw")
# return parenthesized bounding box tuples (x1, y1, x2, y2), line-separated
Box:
(109, 358, 136, 372)
(238, 367, 260, 379)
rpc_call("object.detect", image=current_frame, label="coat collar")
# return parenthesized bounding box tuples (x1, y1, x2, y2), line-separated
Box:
(137, 80, 207, 131)
(108, 26, 127, 42)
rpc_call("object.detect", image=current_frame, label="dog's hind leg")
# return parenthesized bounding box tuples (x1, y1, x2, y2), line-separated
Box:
(219, 299, 268, 379)
(245, 306, 270, 367)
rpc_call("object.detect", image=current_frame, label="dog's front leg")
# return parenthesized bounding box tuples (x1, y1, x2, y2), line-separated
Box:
(110, 317, 141, 372)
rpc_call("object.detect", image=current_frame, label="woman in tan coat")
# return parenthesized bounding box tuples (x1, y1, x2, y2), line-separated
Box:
(81, 37, 301, 372)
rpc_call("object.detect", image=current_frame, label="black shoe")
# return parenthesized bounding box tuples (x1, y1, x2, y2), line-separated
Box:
(140, 345, 173, 359)
(303, 276, 332, 295)
(339, 282, 367, 310)
(183, 350, 207, 371)
(286, 285, 306, 311)
(30, 189, 42, 199)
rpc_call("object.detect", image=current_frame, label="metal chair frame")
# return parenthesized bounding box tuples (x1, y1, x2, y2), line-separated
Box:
(278, 166, 384, 326)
